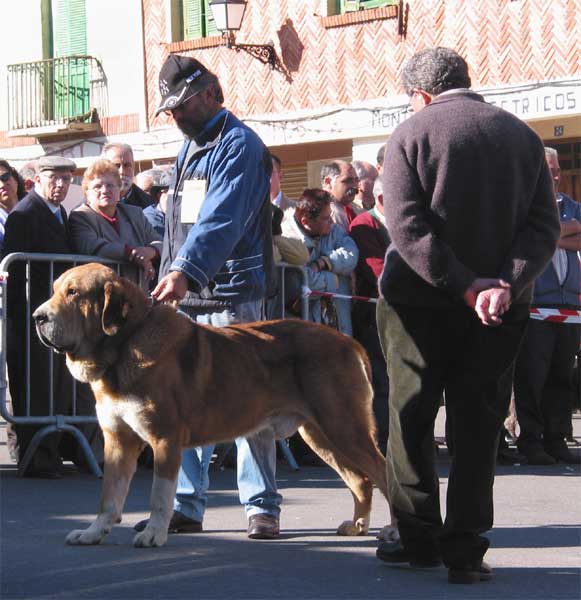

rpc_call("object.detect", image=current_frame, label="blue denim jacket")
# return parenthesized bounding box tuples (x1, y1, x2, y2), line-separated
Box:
(533, 193, 581, 308)
(160, 110, 274, 304)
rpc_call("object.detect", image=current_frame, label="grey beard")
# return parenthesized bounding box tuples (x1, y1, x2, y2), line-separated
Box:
(120, 176, 133, 196)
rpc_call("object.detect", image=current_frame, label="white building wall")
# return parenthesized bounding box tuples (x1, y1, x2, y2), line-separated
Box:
(85, 0, 146, 128)
(0, 1, 44, 131)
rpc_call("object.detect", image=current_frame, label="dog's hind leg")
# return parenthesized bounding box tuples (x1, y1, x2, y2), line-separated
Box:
(299, 417, 399, 542)
(133, 436, 181, 548)
(298, 423, 377, 536)
(66, 427, 143, 546)
(299, 354, 399, 541)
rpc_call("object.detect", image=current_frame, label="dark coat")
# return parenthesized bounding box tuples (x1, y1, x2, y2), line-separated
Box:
(122, 183, 154, 209)
(1, 191, 87, 466)
(532, 193, 581, 308)
(380, 90, 560, 307)
(3, 190, 72, 322)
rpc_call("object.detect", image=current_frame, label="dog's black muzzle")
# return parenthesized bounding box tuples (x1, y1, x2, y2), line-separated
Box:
(32, 309, 71, 353)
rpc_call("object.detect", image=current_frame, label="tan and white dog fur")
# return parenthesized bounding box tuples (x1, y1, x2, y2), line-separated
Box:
(33, 263, 397, 548)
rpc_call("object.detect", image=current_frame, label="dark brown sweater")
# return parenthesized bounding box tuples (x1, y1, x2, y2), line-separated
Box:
(380, 90, 559, 307)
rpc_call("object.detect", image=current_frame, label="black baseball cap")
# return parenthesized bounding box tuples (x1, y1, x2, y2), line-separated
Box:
(155, 55, 209, 116)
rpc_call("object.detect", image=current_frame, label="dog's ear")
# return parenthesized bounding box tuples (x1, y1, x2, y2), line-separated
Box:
(102, 280, 131, 336)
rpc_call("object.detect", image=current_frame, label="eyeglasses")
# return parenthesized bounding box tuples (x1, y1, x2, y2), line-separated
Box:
(0, 171, 13, 183)
(41, 173, 72, 184)
(89, 182, 119, 192)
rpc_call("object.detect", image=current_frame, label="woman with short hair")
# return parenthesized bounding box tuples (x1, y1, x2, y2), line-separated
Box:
(70, 159, 162, 282)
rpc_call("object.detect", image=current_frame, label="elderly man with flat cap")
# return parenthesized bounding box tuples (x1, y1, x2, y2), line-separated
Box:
(3, 156, 100, 477)
(133, 54, 280, 540)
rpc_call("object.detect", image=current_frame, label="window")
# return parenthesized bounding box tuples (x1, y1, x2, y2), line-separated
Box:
(40, 0, 90, 121)
(173, 0, 218, 41)
(44, 0, 87, 58)
(328, 0, 397, 14)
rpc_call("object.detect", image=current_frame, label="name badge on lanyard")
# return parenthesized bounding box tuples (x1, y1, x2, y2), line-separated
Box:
(180, 178, 207, 224)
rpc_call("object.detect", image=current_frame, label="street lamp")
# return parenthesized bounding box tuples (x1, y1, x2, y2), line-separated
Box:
(209, 0, 278, 69)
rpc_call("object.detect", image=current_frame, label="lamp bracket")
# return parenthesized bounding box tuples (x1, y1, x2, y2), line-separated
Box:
(223, 32, 278, 70)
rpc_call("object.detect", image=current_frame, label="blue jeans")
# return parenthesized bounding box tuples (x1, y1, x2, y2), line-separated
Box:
(174, 300, 282, 522)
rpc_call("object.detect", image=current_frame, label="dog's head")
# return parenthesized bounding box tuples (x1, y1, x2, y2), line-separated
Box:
(33, 263, 149, 381)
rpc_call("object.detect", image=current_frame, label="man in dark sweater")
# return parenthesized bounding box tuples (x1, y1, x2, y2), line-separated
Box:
(375, 47, 559, 584)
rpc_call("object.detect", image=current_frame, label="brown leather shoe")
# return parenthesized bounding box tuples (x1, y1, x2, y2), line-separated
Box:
(134, 510, 203, 534)
(247, 514, 280, 539)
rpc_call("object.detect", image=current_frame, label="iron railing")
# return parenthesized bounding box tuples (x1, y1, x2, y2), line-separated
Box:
(7, 55, 107, 132)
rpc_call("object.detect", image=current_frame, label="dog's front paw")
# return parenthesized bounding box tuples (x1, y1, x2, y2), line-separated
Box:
(133, 526, 168, 548)
(377, 524, 400, 543)
(336, 518, 369, 536)
(65, 527, 107, 545)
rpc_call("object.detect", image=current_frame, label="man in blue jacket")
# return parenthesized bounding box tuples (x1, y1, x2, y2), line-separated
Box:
(135, 54, 280, 539)
(513, 147, 581, 465)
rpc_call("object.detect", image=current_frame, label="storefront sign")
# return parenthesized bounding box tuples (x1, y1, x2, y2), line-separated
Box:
(246, 80, 581, 147)
(484, 85, 578, 120)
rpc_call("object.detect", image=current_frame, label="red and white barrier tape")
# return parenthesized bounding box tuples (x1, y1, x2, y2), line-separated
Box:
(305, 288, 378, 304)
(529, 308, 581, 323)
(305, 288, 581, 323)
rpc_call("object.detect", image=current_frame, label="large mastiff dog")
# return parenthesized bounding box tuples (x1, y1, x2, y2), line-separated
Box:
(33, 263, 396, 548)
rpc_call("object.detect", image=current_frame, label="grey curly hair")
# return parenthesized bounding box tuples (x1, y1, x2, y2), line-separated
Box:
(401, 47, 471, 96)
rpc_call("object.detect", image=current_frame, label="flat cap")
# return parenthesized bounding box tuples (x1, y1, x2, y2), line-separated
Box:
(38, 156, 77, 172)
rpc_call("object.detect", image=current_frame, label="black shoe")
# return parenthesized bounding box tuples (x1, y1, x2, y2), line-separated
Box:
(497, 447, 527, 465)
(23, 468, 63, 479)
(545, 441, 581, 465)
(519, 444, 557, 466)
(448, 561, 493, 584)
(134, 510, 203, 533)
(21, 454, 63, 479)
(376, 540, 442, 568)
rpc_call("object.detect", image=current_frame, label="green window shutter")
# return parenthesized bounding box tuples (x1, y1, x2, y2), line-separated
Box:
(50, 0, 89, 122)
(183, 0, 203, 40)
(327, 0, 341, 16)
(203, 0, 219, 36)
(360, 0, 395, 8)
(51, 0, 87, 57)
(342, 0, 360, 12)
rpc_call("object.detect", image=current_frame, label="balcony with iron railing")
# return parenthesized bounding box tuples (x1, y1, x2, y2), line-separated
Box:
(7, 55, 108, 138)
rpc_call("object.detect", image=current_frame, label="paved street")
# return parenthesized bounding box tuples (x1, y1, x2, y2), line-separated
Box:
(1, 413, 580, 600)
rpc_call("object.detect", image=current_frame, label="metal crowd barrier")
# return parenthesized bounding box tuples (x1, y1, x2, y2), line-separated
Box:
(270, 262, 309, 321)
(0, 255, 310, 477)
(0, 253, 140, 478)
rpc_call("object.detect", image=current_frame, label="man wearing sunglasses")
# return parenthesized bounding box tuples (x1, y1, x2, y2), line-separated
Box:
(134, 54, 280, 540)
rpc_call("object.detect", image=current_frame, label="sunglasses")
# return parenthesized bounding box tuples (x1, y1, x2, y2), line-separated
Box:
(0, 171, 13, 183)
(163, 90, 201, 116)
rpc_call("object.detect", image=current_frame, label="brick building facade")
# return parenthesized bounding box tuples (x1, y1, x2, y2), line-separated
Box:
(1, 0, 580, 199)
